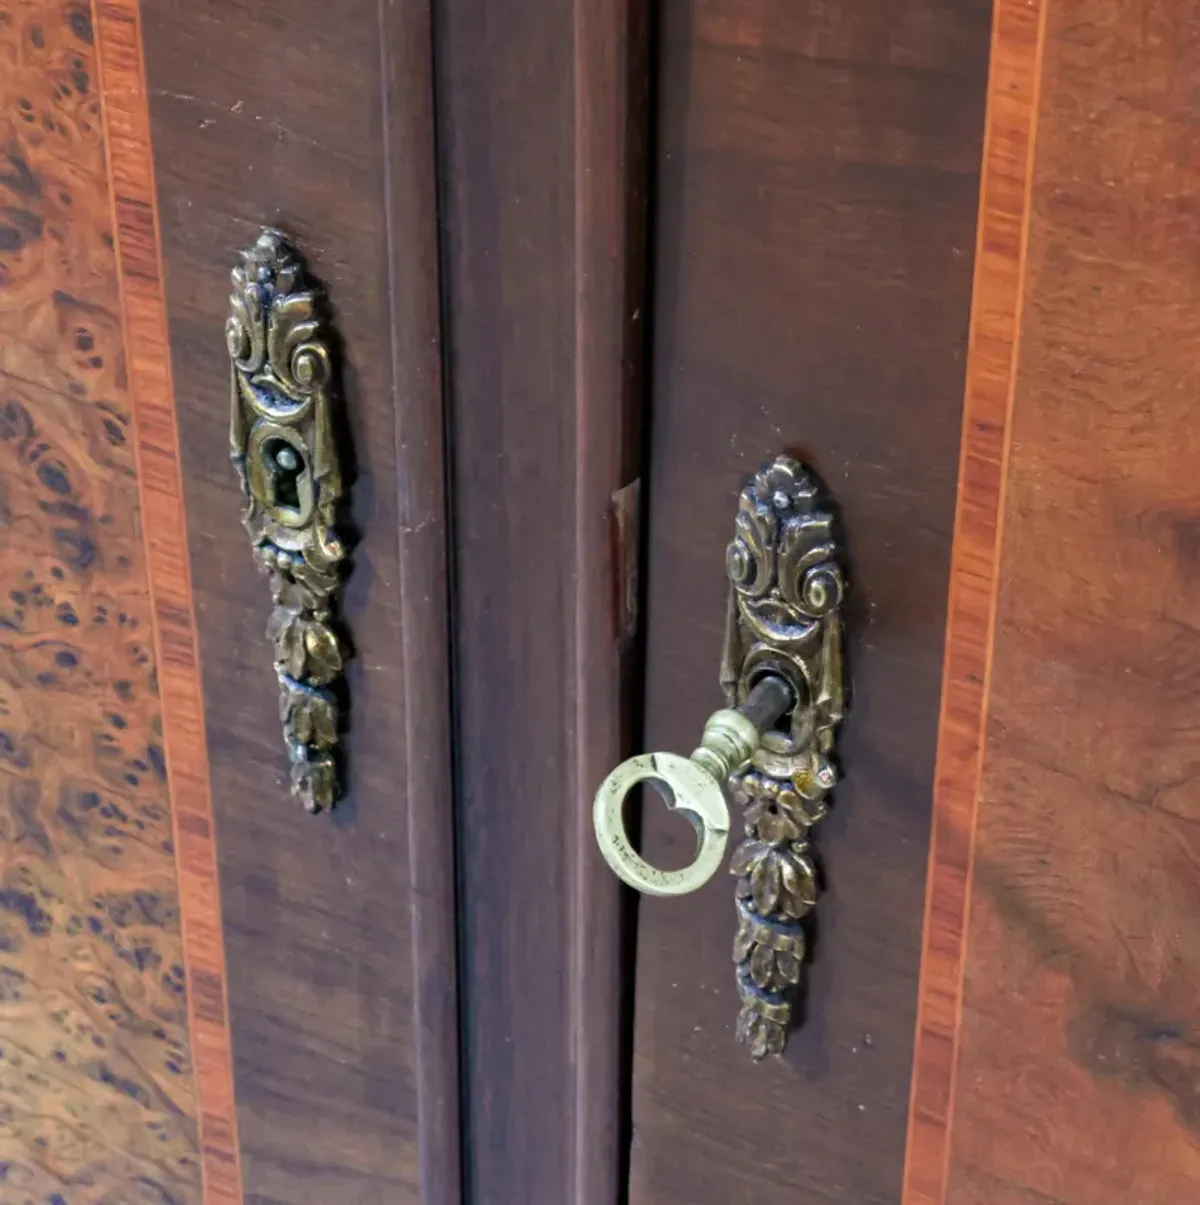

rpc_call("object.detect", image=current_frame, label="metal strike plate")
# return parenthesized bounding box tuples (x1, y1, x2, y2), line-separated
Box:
(227, 229, 349, 813)
(592, 454, 846, 1059)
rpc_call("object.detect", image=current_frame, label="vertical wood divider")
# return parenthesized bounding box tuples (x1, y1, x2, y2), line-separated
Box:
(379, 0, 464, 1199)
(570, 2, 649, 1203)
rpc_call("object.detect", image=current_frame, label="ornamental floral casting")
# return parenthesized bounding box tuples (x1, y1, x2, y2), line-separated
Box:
(721, 455, 845, 1058)
(227, 229, 348, 812)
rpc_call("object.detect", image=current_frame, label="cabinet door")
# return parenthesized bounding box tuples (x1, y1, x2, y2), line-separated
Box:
(628, 0, 988, 1198)
(619, 2, 1200, 1204)
(138, 2, 460, 1200)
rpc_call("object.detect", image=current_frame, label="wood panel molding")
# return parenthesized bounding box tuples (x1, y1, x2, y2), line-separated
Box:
(435, 0, 648, 1199)
(379, 3, 462, 1201)
(570, 3, 649, 1202)
(92, 1, 243, 1200)
(902, 1, 1049, 1201)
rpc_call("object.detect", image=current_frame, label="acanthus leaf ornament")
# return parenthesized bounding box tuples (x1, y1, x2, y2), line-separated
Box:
(723, 455, 844, 1059)
(227, 229, 349, 813)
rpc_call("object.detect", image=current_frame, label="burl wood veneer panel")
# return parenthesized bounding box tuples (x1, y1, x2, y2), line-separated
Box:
(940, 0, 1200, 1201)
(0, 1, 204, 1199)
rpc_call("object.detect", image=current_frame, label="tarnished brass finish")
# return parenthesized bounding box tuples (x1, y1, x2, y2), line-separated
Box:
(591, 454, 845, 1059)
(689, 707, 761, 784)
(227, 229, 348, 813)
(593, 676, 792, 895)
(723, 455, 844, 1058)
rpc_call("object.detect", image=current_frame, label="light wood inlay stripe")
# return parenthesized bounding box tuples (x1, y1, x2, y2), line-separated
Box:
(902, 1, 1049, 1201)
(92, 2, 243, 1200)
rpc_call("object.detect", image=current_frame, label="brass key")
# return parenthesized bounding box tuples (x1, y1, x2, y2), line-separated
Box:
(593, 675, 793, 896)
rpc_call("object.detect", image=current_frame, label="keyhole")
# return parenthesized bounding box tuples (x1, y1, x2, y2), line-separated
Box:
(267, 440, 304, 511)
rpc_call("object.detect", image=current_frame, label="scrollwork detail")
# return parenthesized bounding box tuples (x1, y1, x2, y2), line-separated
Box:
(722, 455, 845, 1058)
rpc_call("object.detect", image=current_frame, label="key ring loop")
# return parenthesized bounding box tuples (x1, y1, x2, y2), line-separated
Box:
(593, 752, 730, 896)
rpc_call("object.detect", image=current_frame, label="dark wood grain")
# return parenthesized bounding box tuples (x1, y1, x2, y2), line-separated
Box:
(940, 0, 1200, 1199)
(0, 1, 206, 1199)
(139, 1, 457, 1200)
(433, 0, 649, 1201)
(378, 5, 462, 1204)
(902, 1, 1046, 1200)
(628, 1, 990, 1202)
(94, 0, 244, 1196)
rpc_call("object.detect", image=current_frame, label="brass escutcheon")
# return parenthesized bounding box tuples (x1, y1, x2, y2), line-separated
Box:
(228, 229, 350, 813)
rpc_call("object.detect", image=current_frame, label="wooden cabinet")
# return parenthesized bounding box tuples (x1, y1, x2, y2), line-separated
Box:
(2, 0, 1199, 1202)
